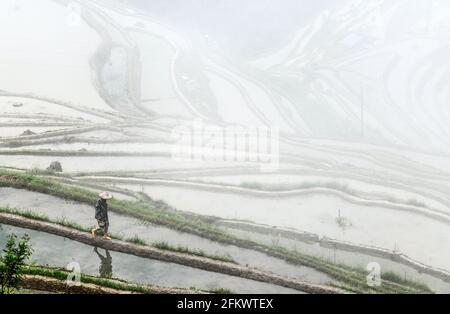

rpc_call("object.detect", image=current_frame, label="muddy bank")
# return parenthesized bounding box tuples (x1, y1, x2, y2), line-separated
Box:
(0, 213, 342, 294)
(20, 274, 206, 294)
(20, 275, 133, 294)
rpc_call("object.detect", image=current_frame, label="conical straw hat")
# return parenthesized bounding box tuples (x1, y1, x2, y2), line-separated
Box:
(99, 191, 113, 200)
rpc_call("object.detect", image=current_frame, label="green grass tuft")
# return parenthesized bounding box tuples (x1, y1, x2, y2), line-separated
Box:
(153, 241, 235, 264)
(126, 235, 147, 246)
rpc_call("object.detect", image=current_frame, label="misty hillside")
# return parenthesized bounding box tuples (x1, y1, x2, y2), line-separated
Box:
(1, 0, 450, 294)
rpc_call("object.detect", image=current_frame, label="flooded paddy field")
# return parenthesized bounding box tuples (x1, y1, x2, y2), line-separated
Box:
(0, 96, 111, 123)
(0, 187, 333, 285)
(0, 127, 70, 138)
(2, 184, 448, 292)
(2, 0, 450, 294)
(0, 155, 248, 173)
(0, 224, 302, 294)
(222, 225, 450, 293)
(116, 183, 450, 272)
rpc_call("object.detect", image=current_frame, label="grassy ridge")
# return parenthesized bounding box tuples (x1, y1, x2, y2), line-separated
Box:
(0, 169, 432, 293)
(2, 264, 231, 294)
(0, 206, 235, 264)
(152, 241, 235, 264)
(24, 266, 157, 294)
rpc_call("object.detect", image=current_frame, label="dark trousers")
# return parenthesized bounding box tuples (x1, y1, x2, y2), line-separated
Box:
(95, 220, 109, 235)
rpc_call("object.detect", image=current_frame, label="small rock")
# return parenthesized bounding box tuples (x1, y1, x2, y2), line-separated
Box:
(47, 161, 63, 172)
(20, 129, 36, 136)
(12, 102, 23, 107)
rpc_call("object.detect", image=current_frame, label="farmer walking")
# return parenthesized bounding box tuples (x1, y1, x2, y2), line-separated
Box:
(91, 191, 113, 240)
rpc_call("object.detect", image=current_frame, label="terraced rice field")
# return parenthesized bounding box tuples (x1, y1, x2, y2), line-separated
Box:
(1, 0, 450, 294)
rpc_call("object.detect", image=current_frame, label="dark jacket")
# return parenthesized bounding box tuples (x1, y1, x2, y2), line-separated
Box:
(95, 198, 109, 223)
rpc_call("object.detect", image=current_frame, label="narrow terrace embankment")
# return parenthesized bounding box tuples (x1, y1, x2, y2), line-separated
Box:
(20, 275, 133, 294)
(219, 220, 450, 283)
(19, 274, 205, 294)
(75, 175, 450, 221)
(0, 212, 344, 294)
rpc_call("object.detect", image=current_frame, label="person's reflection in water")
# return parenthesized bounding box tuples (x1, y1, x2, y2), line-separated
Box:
(94, 247, 113, 278)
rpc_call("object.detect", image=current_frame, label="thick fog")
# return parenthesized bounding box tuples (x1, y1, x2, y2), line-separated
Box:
(126, 0, 450, 152)
(131, 0, 342, 58)
(2, 0, 450, 152)
(1, 0, 450, 294)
